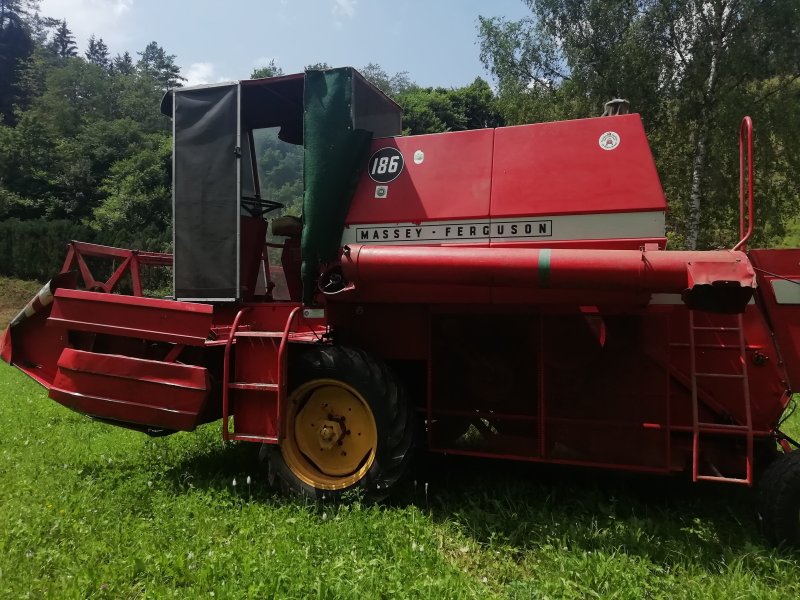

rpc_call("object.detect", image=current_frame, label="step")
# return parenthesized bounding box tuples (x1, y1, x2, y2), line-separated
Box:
(695, 372, 745, 379)
(696, 474, 751, 485)
(230, 434, 279, 443)
(697, 423, 750, 433)
(235, 331, 283, 338)
(228, 382, 279, 391)
(691, 326, 741, 332)
(669, 342, 748, 350)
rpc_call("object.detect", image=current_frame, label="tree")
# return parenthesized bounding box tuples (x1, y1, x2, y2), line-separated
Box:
(0, 0, 36, 28)
(85, 34, 109, 69)
(360, 62, 412, 97)
(49, 19, 76, 57)
(111, 51, 134, 75)
(479, 0, 800, 249)
(93, 133, 172, 232)
(137, 41, 185, 89)
(0, 0, 34, 123)
(395, 78, 503, 135)
(251, 59, 284, 79)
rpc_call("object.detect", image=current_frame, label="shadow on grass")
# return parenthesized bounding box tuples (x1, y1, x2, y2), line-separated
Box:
(406, 453, 800, 570)
(150, 437, 800, 571)
(155, 438, 284, 501)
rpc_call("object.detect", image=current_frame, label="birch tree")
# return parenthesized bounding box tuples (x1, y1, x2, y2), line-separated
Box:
(479, 0, 800, 248)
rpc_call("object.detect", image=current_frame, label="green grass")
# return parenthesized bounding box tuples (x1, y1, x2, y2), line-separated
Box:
(1, 362, 799, 599)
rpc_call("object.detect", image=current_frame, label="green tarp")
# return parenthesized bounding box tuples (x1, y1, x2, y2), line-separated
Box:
(301, 68, 372, 305)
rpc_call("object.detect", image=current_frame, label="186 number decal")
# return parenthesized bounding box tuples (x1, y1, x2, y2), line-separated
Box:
(368, 147, 404, 183)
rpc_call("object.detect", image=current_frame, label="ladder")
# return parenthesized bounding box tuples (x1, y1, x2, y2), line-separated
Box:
(689, 311, 754, 484)
(222, 307, 301, 443)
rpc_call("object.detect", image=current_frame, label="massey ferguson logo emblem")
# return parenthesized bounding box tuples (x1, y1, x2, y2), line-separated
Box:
(368, 147, 404, 183)
(598, 131, 621, 150)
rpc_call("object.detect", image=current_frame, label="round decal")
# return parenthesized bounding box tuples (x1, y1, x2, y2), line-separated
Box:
(368, 147, 404, 183)
(413, 150, 425, 164)
(598, 131, 621, 151)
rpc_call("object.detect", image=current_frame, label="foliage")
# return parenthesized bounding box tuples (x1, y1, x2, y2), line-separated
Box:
(360, 62, 413, 97)
(0, 362, 799, 598)
(479, 0, 800, 249)
(111, 51, 133, 76)
(0, 0, 34, 123)
(0, 219, 93, 280)
(93, 132, 172, 232)
(84, 34, 109, 70)
(396, 78, 504, 135)
(137, 41, 185, 89)
(0, 217, 170, 282)
(49, 19, 76, 58)
(254, 128, 303, 217)
(251, 59, 283, 79)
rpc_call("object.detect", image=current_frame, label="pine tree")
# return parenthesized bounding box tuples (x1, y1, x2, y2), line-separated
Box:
(0, 0, 36, 29)
(111, 51, 134, 75)
(137, 41, 184, 88)
(0, 0, 35, 123)
(85, 34, 109, 69)
(49, 19, 76, 57)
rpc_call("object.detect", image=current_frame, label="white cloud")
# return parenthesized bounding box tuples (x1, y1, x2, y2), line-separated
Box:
(333, 0, 356, 18)
(40, 0, 134, 50)
(184, 62, 231, 87)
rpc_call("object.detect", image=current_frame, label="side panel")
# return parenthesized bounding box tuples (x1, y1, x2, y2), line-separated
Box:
(343, 118, 666, 247)
(749, 248, 800, 391)
(173, 83, 240, 301)
(48, 289, 214, 346)
(49, 348, 210, 431)
(491, 114, 666, 218)
(346, 129, 495, 226)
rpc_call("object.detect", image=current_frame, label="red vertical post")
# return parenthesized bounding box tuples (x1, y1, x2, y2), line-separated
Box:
(733, 116, 754, 252)
(538, 314, 546, 458)
(689, 311, 700, 482)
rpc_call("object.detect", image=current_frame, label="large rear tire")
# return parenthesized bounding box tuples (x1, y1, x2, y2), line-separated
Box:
(265, 346, 414, 501)
(757, 449, 800, 547)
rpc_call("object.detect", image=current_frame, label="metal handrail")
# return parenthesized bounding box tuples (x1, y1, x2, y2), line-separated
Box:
(733, 116, 754, 251)
(276, 306, 302, 439)
(222, 308, 248, 441)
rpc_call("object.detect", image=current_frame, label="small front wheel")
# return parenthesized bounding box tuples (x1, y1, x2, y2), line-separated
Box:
(757, 449, 800, 547)
(265, 346, 414, 500)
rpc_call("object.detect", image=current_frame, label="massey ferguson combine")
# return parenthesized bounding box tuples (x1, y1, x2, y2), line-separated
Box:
(3, 67, 800, 546)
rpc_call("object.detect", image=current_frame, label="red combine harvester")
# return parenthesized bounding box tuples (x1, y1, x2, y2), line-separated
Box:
(3, 68, 800, 546)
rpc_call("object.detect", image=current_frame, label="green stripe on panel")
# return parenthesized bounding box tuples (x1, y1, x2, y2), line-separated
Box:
(538, 249, 551, 287)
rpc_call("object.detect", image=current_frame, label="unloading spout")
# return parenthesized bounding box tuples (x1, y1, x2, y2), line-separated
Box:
(338, 246, 756, 313)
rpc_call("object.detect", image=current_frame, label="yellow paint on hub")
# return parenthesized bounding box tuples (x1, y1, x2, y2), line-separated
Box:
(282, 379, 377, 490)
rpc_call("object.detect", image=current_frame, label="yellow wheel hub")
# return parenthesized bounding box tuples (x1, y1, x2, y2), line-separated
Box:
(282, 379, 378, 490)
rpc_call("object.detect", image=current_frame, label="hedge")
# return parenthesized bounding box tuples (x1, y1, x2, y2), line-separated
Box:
(0, 219, 171, 285)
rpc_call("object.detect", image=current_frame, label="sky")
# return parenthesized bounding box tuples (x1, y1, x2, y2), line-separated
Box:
(38, 0, 532, 87)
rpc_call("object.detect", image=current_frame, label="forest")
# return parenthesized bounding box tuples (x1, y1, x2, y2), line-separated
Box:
(1, 0, 799, 282)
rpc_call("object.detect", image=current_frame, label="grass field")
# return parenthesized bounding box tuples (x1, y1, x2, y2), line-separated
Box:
(1, 277, 800, 598)
(1, 366, 799, 598)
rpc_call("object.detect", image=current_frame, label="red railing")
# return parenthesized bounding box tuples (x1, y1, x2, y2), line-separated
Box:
(733, 116, 754, 252)
(60, 241, 173, 295)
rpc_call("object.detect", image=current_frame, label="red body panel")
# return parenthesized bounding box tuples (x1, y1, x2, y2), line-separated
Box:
(749, 248, 800, 390)
(345, 114, 667, 249)
(50, 348, 210, 431)
(348, 129, 495, 224)
(49, 289, 213, 346)
(491, 114, 666, 217)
